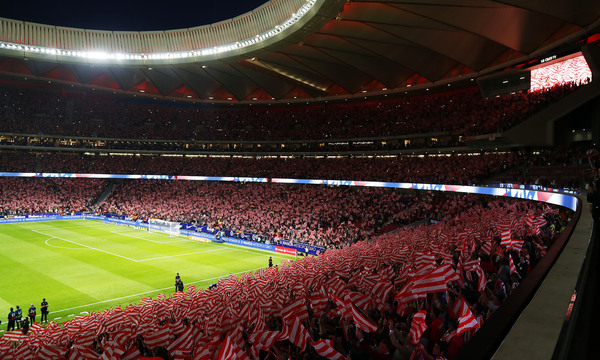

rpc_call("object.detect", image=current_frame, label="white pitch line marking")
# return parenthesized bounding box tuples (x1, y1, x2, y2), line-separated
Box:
(136, 248, 224, 262)
(32, 230, 138, 262)
(44, 237, 84, 250)
(109, 230, 188, 244)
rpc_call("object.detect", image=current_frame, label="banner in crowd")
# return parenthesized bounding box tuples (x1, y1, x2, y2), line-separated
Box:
(277, 240, 322, 256)
(0, 213, 86, 224)
(221, 236, 276, 252)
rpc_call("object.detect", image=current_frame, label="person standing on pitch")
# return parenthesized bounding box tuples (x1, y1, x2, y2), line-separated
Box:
(7, 307, 16, 332)
(175, 273, 181, 292)
(268, 256, 273, 268)
(40, 298, 49, 323)
(28, 304, 36, 325)
(15, 305, 22, 329)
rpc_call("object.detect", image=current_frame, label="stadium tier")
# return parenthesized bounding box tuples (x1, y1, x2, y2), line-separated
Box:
(0, 83, 584, 144)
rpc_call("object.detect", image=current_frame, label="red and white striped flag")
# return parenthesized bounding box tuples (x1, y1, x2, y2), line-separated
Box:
(283, 316, 311, 351)
(509, 255, 518, 275)
(67, 344, 101, 359)
(2, 330, 26, 343)
(500, 227, 512, 247)
(451, 297, 470, 319)
(311, 339, 344, 360)
(216, 335, 237, 360)
(409, 311, 428, 345)
(37, 343, 65, 360)
(248, 330, 280, 351)
(412, 269, 449, 296)
(474, 265, 487, 292)
(480, 241, 493, 256)
(350, 302, 378, 333)
(457, 309, 480, 335)
(120, 344, 141, 360)
(143, 323, 170, 349)
(511, 239, 524, 253)
(192, 343, 214, 360)
(30, 322, 44, 333)
(310, 295, 329, 317)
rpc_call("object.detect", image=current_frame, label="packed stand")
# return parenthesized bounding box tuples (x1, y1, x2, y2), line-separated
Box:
(0, 196, 569, 360)
(0, 82, 583, 141)
(99, 181, 423, 249)
(1, 151, 520, 185)
(0, 178, 106, 216)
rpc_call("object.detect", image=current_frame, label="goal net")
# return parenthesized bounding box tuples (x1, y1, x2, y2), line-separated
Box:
(148, 219, 181, 237)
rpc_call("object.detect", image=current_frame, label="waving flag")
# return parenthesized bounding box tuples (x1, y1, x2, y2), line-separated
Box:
(350, 303, 378, 333)
(216, 335, 237, 360)
(509, 255, 518, 275)
(311, 339, 344, 360)
(457, 309, 480, 335)
(283, 316, 311, 351)
(409, 311, 428, 345)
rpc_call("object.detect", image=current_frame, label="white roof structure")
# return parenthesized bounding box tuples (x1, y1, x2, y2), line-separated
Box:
(0, 0, 599, 102)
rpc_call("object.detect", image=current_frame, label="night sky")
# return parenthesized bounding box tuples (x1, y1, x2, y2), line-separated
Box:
(3, 0, 269, 31)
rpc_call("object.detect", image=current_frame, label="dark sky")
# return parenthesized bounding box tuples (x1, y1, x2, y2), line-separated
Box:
(4, 0, 269, 31)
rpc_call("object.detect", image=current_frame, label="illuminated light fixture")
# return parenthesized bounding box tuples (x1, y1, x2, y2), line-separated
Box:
(0, 0, 318, 63)
(202, 65, 207, 69)
(208, 96, 214, 99)
(362, 90, 366, 93)
(186, 95, 192, 98)
(406, 84, 412, 87)
(382, 87, 387, 90)
(139, 90, 145, 92)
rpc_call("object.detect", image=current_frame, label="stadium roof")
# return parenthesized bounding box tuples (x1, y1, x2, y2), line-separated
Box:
(0, 0, 599, 103)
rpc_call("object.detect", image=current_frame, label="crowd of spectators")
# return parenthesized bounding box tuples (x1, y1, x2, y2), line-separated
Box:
(0, 178, 106, 216)
(0, 82, 583, 142)
(2, 151, 520, 185)
(99, 182, 474, 249)
(0, 196, 568, 360)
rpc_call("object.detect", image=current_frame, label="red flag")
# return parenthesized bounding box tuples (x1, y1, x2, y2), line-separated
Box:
(409, 311, 428, 345)
(451, 297, 470, 319)
(474, 265, 487, 292)
(283, 316, 311, 351)
(68, 344, 101, 359)
(500, 228, 511, 247)
(509, 255, 518, 275)
(511, 239, 524, 253)
(481, 241, 493, 256)
(216, 334, 242, 360)
(1, 330, 26, 343)
(311, 339, 344, 360)
(143, 323, 170, 349)
(248, 330, 280, 350)
(457, 309, 480, 335)
(349, 302, 378, 333)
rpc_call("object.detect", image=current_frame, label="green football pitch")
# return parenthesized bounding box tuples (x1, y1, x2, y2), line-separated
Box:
(0, 219, 295, 331)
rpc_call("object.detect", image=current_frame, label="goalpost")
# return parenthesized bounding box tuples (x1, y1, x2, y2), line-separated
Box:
(148, 219, 181, 237)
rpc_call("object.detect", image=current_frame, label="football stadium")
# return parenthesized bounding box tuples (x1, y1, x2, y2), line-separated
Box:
(0, 0, 599, 359)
